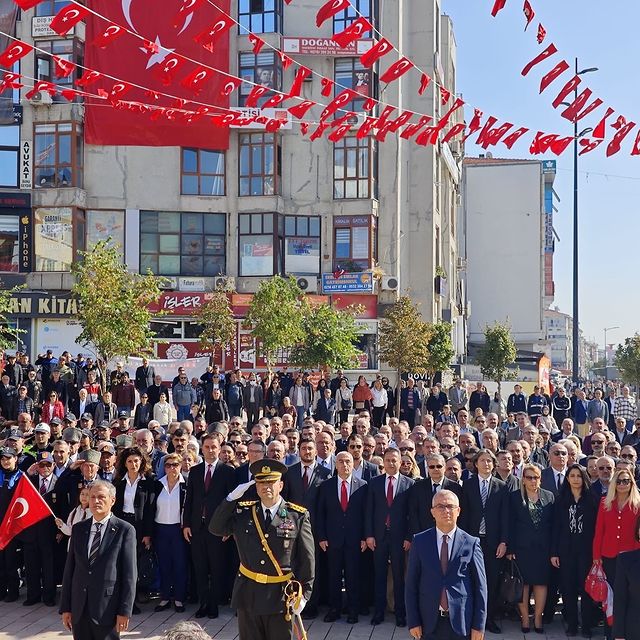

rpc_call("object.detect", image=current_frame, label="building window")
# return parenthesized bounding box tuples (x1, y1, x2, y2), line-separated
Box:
(33, 121, 83, 188)
(34, 39, 83, 98)
(333, 215, 377, 272)
(0, 126, 19, 189)
(333, 0, 376, 33)
(239, 132, 281, 196)
(284, 215, 321, 274)
(238, 212, 284, 276)
(333, 136, 377, 199)
(34, 207, 84, 272)
(181, 148, 225, 196)
(0, 213, 19, 272)
(334, 58, 376, 113)
(238, 0, 282, 33)
(86, 210, 125, 254)
(35, 0, 71, 16)
(140, 211, 226, 277)
(239, 52, 281, 107)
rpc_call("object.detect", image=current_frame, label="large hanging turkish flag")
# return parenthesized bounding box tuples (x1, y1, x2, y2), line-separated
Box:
(85, 0, 231, 148)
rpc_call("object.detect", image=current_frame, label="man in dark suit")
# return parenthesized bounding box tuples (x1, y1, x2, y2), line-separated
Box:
(183, 432, 236, 619)
(541, 442, 568, 496)
(459, 449, 508, 634)
(335, 422, 352, 454)
(283, 437, 330, 619)
(134, 358, 155, 395)
(409, 453, 462, 538)
(347, 433, 379, 481)
(316, 451, 368, 624)
(60, 480, 137, 640)
(406, 489, 487, 640)
(365, 447, 414, 626)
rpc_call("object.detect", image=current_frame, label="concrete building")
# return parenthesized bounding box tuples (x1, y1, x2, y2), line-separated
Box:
(544, 307, 572, 372)
(462, 156, 558, 354)
(0, 1, 464, 376)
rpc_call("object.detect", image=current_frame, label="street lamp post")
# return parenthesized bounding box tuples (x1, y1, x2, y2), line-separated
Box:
(571, 58, 598, 383)
(603, 326, 620, 366)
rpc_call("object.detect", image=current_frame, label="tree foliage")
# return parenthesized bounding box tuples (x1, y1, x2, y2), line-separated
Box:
(244, 276, 305, 373)
(290, 303, 363, 371)
(425, 321, 455, 377)
(0, 283, 25, 351)
(195, 286, 236, 362)
(475, 321, 518, 396)
(72, 240, 165, 366)
(615, 334, 640, 388)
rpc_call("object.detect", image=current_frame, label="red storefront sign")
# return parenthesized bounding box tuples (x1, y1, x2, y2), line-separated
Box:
(149, 292, 213, 315)
(331, 294, 378, 319)
(281, 36, 373, 56)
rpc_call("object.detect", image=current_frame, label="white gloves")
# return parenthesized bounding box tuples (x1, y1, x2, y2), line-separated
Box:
(226, 480, 256, 502)
(293, 597, 307, 616)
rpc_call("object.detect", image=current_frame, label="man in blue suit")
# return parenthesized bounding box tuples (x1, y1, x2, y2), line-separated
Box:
(406, 489, 487, 640)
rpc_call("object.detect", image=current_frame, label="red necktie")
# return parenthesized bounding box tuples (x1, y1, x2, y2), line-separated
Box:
(385, 476, 394, 527)
(204, 464, 212, 492)
(340, 480, 348, 512)
(40, 478, 47, 495)
(303, 466, 310, 491)
(440, 534, 449, 610)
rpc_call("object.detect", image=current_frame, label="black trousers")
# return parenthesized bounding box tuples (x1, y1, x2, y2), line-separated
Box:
(326, 543, 360, 614)
(372, 406, 385, 429)
(558, 550, 594, 631)
(72, 605, 119, 640)
(425, 615, 469, 640)
(245, 404, 260, 427)
(23, 538, 55, 602)
(237, 608, 289, 640)
(373, 532, 406, 618)
(0, 540, 19, 597)
(190, 527, 224, 609)
(479, 536, 500, 623)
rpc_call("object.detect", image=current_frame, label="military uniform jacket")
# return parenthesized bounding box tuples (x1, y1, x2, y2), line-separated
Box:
(209, 497, 315, 615)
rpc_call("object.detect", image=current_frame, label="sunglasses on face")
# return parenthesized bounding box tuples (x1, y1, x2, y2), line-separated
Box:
(621, 454, 636, 460)
(399, 447, 414, 452)
(598, 466, 612, 471)
(349, 444, 363, 449)
(523, 475, 540, 481)
(165, 462, 180, 468)
(236, 451, 248, 457)
(592, 440, 605, 445)
(428, 464, 443, 469)
(616, 478, 631, 486)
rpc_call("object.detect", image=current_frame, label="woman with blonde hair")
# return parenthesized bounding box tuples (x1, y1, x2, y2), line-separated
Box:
(592, 468, 640, 639)
(399, 449, 420, 479)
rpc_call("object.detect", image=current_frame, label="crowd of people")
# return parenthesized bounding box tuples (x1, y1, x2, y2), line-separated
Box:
(0, 349, 638, 637)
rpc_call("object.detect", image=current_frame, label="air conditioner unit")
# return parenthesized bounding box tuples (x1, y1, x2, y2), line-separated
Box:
(381, 275, 399, 291)
(159, 276, 178, 290)
(213, 276, 235, 291)
(296, 277, 318, 293)
(29, 91, 53, 106)
(236, 277, 259, 293)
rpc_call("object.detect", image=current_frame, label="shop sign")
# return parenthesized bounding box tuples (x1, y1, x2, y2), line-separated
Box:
(19, 213, 32, 272)
(8, 292, 77, 317)
(281, 36, 373, 56)
(149, 292, 212, 315)
(322, 271, 374, 293)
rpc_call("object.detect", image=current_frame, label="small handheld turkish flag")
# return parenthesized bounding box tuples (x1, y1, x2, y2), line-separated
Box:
(0, 475, 53, 550)
(49, 3, 90, 36)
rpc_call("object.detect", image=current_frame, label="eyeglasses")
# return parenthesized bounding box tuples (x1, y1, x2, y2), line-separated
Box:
(165, 462, 180, 468)
(523, 475, 540, 481)
(399, 447, 415, 452)
(598, 466, 613, 471)
(433, 504, 458, 511)
(236, 451, 248, 457)
(428, 464, 444, 469)
(616, 478, 631, 486)
(621, 454, 636, 460)
(440, 444, 454, 450)
(349, 444, 363, 449)
(592, 440, 605, 445)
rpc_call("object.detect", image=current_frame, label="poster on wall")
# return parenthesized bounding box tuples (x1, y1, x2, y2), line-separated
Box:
(34, 207, 73, 271)
(35, 318, 88, 356)
(87, 210, 125, 250)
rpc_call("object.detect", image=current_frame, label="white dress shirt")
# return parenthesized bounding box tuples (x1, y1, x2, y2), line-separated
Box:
(88, 513, 113, 557)
(386, 473, 400, 498)
(155, 476, 184, 525)
(123, 475, 141, 514)
(261, 499, 282, 523)
(336, 475, 352, 501)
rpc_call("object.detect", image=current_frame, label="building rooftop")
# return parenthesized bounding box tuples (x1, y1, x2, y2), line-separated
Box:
(464, 156, 538, 166)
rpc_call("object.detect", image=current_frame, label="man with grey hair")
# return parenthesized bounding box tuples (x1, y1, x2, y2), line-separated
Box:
(163, 621, 213, 640)
(266, 439, 286, 461)
(135, 428, 165, 477)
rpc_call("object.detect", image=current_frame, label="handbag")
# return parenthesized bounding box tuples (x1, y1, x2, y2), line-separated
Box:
(341, 398, 352, 411)
(137, 547, 159, 589)
(585, 562, 608, 603)
(499, 559, 524, 604)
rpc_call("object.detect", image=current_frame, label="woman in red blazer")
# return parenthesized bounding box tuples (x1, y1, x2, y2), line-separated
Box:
(40, 390, 65, 423)
(592, 468, 640, 639)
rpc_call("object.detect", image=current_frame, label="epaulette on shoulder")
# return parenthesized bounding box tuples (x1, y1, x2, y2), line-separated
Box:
(286, 501, 307, 513)
(238, 500, 258, 507)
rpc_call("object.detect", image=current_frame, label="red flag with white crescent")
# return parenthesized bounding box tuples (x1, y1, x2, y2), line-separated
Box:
(523, 0, 535, 30)
(537, 23, 547, 44)
(24, 81, 57, 100)
(0, 475, 53, 550)
(332, 17, 373, 48)
(380, 57, 414, 84)
(0, 41, 33, 68)
(491, 0, 507, 17)
(92, 23, 126, 48)
(316, 0, 350, 27)
(49, 3, 90, 36)
(360, 38, 393, 68)
(13, 0, 45, 8)
(53, 55, 76, 78)
(248, 33, 265, 54)
(85, 0, 231, 148)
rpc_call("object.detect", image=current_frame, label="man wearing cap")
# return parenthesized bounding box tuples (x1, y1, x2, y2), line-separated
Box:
(49, 417, 63, 441)
(210, 459, 315, 640)
(31, 423, 53, 454)
(115, 411, 131, 435)
(4, 354, 22, 388)
(64, 412, 78, 430)
(115, 435, 133, 452)
(0, 447, 23, 602)
(21, 451, 59, 606)
(62, 427, 82, 463)
(94, 391, 118, 426)
(56, 449, 101, 516)
(98, 443, 116, 483)
(79, 412, 93, 431)
(35, 349, 57, 382)
(4, 429, 35, 472)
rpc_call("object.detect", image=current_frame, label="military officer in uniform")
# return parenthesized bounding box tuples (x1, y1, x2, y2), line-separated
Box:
(209, 459, 315, 640)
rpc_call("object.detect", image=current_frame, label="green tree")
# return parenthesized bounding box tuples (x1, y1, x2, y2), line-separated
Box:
(195, 286, 236, 365)
(475, 321, 518, 397)
(615, 335, 640, 400)
(72, 240, 165, 379)
(0, 283, 25, 351)
(244, 275, 305, 374)
(290, 303, 363, 371)
(425, 321, 455, 379)
(378, 296, 431, 414)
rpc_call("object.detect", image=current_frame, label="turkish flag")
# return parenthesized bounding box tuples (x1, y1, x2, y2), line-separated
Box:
(53, 55, 76, 78)
(194, 15, 234, 52)
(14, 0, 44, 8)
(92, 23, 125, 48)
(332, 17, 373, 48)
(25, 81, 57, 100)
(523, 0, 535, 30)
(360, 38, 393, 68)
(0, 41, 33, 68)
(248, 33, 265, 54)
(172, 0, 205, 29)
(50, 3, 90, 36)
(537, 23, 546, 44)
(380, 57, 414, 84)
(316, 0, 350, 27)
(0, 475, 53, 550)
(491, 0, 507, 16)
(418, 73, 431, 95)
(85, 0, 231, 148)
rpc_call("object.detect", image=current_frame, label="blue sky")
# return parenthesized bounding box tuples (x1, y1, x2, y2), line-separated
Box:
(442, 0, 640, 351)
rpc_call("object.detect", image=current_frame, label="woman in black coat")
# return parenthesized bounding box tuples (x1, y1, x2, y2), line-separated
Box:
(508, 463, 556, 633)
(614, 515, 640, 640)
(551, 464, 598, 637)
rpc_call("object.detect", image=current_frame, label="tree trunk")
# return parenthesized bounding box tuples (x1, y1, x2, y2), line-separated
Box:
(497, 379, 502, 401)
(396, 368, 402, 417)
